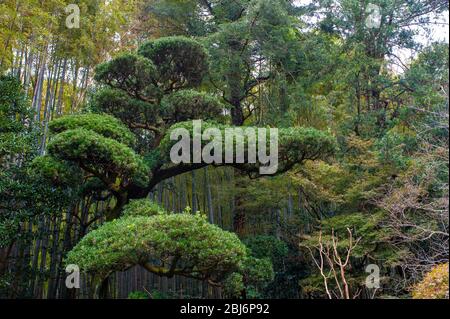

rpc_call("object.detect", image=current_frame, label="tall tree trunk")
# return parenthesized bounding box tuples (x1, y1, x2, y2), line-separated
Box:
(23, 48, 33, 98)
(56, 59, 68, 116)
(35, 217, 50, 298)
(32, 49, 47, 123)
(191, 171, 198, 213)
(40, 58, 59, 154)
(204, 168, 215, 224)
(47, 215, 62, 299)
(30, 217, 43, 297)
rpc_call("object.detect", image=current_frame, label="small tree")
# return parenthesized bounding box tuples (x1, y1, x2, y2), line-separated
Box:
(302, 227, 362, 299)
(66, 199, 270, 298)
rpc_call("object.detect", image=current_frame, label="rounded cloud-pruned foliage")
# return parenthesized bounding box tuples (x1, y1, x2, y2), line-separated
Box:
(138, 36, 209, 91)
(91, 88, 160, 129)
(94, 53, 160, 100)
(122, 199, 167, 217)
(48, 128, 149, 188)
(30, 155, 83, 187)
(49, 113, 135, 146)
(158, 121, 337, 174)
(89, 37, 221, 139)
(160, 90, 225, 124)
(66, 201, 247, 283)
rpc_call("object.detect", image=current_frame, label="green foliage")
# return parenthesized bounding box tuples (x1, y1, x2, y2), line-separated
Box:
(223, 236, 282, 299)
(223, 273, 245, 298)
(0, 75, 30, 132)
(127, 291, 149, 299)
(0, 76, 35, 248)
(0, 75, 35, 160)
(315, 0, 448, 58)
(0, 218, 19, 248)
(49, 113, 136, 146)
(0, 75, 77, 277)
(302, 211, 396, 262)
(94, 53, 159, 100)
(148, 0, 209, 36)
(48, 128, 149, 187)
(66, 203, 247, 280)
(278, 127, 337, 165)
(223, 256, 275, 299)
(244, 235, 288, 268)
(87, 35, 229, 161)
(404, 43, 449, 109)
(159, 121, 337, 173)
(375, 129, 414, 170)
(149, 290, 172, 299)
(90, 88, 159, 129)
(122, 199, 167, 217)
(160, 90, 225, 124)
(241, 256, 275, 298)
(138, 36, 209, 91)
(30, 155, 83, 187)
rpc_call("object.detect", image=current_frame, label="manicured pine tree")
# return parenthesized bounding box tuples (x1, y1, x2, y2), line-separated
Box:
(36, 36, 336, 295)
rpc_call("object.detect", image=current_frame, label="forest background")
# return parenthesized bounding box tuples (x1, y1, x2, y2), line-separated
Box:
(0, 0, 448, 299)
